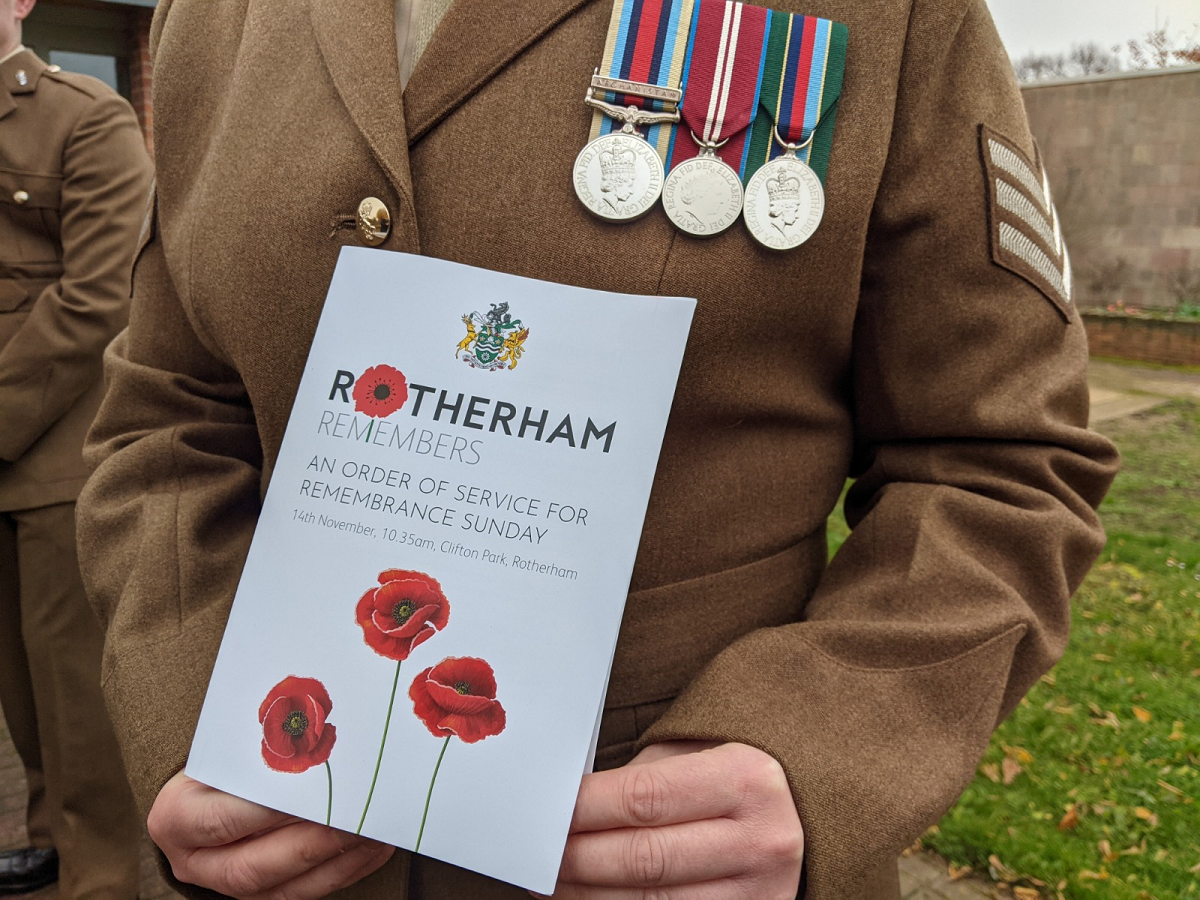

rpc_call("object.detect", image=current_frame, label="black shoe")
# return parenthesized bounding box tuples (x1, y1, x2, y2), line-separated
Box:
(0, 848, 58, 895)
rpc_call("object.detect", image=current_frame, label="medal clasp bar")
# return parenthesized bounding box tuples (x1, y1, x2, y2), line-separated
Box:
(589, 73, 682, 106)
(584, 70, 680, 137)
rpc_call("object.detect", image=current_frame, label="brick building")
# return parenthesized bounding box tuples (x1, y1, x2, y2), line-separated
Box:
(1021, 67, 1200, 310)
(22, 0, 155, 151)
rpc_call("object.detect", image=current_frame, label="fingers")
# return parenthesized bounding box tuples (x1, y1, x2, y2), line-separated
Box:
(150, 772, 293, 849)
(242, 839, 395, 900)
(179, 820, 380, 895)
(559, 820, 741, 887)
(555, 744, 803, 900)
(570, 743, 779, 833)
(149, 771, 394, 898)
(545, 878, 747, 899)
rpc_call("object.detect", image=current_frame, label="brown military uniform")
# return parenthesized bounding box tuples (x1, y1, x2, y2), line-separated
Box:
(0, 47, 149, 898)
(76, 0, 1119, 898)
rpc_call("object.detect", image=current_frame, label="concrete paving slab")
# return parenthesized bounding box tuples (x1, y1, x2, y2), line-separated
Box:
(1090, 393, 1168, 424)
(900, 851, 998, 899)
(1089, 360, 1200, 400)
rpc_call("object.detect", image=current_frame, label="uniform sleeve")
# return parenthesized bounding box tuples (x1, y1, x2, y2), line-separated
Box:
(640, 1, 1119, 897)
(0, 92, 151, 461)
(76, 194, 264, 817)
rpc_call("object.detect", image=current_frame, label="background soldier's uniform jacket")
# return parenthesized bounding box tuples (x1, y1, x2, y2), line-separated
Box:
(1, 47, 150, 897)
(0, 50, 148, 507)
(76, 0, 1120, 897)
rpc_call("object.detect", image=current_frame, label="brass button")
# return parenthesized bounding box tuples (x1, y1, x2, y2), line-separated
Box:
(13, 190, 29, 205)
(357, 197, 391, 246)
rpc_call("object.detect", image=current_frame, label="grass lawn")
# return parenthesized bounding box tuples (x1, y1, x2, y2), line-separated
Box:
(827, 399, 1200, 899)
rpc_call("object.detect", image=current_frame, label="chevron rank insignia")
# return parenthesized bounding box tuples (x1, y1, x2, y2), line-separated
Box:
(980, 126, 1073, 320)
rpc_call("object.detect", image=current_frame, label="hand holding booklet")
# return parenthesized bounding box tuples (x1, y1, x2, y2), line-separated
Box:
(187, 248, 695, 893)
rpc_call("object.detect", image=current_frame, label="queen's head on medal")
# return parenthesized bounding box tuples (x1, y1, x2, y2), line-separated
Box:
(599, 144, 637, 206)
(680, 172, 729, 226)
(767, 175, 803, 233)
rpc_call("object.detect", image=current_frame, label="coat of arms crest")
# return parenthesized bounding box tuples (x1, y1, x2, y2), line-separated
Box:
(456, 302, 529, 371)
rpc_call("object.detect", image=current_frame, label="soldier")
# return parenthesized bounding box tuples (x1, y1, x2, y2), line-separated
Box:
(0, 0, 151, 895)
(77, 0, 1118, 898)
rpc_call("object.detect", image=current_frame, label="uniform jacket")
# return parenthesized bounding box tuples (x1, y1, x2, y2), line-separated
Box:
(0, 49, 151, 512)
(76, 0, 1119, 897)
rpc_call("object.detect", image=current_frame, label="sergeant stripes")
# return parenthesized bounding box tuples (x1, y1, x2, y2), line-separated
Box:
(983, 128, 1072, 312)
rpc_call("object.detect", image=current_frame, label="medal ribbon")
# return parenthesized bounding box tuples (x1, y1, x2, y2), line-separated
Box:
(665, 0, 769, 178)
(589, 0, 697, 163)
(744, 11, 848, 184)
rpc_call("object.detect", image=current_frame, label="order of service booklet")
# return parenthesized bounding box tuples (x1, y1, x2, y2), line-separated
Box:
(187, 248, 696, 893)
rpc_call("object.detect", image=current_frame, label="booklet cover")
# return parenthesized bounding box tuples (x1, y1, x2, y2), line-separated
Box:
(187, 248, 695, 893)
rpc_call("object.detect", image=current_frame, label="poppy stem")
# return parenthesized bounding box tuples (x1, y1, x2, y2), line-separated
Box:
(324, 761, 333, 827)
(365, 419, 374, 442)
(415, 736, 451, 853)
(356, 659, 402, 834)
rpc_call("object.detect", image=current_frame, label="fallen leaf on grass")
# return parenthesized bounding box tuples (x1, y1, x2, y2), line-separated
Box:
(1098, 840, 1119, 864)
(1058, 805, 1079, 831)
(1002, 757, 1023, 785)
(1169, 721, 1186, 740)
(1005, 745, 1034, 765)
(1134, 807, 1159, 826)
(981, 762, 1001, 783)
(989, 854, 1020, 882)
(1092, 653, 1114, 662)
(1078, 868, 1109, 881)
(1190, 860, 1200, 874)
(947, 863, 972, 881)
(1014, 888, 1041, 900)
(1133, 706, 1153, 723)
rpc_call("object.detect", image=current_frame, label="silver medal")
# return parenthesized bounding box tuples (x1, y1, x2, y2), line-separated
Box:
(573, 72, 680, 223)
(573, 132, 665, 222)
(661, 135, 744, 238)
(743, 127, 825, 251)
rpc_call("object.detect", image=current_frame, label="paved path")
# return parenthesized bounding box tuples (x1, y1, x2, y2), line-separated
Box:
(3, 358, 1197, 900)
(1088, 359, 1200, 424)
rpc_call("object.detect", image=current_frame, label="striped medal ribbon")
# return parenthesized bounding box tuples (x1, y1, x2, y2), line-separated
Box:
(573, 0, 695, 222)
(662, 0, 769, 237)
(742, 12, 849, 250)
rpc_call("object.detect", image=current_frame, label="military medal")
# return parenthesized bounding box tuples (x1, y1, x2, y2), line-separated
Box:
(662, 0, 769, 237)
(742, 11, 849, 250)
(574, 0, 695, 222)
(661, 135, 744, 236)
(573, 76, 679, 222)
(743, 127, 824, 250)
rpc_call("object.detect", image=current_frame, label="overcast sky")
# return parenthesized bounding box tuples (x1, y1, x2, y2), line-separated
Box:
(985, 0, 1200, 59)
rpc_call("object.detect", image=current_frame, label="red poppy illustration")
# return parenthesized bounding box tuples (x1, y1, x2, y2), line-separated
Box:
(352, 364, 408, 419)
(258, 676, 337, 774)
(409, 657, 506, 851)
(355, 569, 450, 661)
(409, 656, 507, 744)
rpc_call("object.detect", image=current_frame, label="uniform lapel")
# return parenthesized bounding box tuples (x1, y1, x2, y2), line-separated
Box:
(403, 0, 599, 143)
(309, 0, 415, 205)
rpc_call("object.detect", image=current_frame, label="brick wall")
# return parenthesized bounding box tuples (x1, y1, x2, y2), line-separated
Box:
(128, 8, 154, 155)
(1021, 68, 1200, 311)
(1083, 314, 1200, 367)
